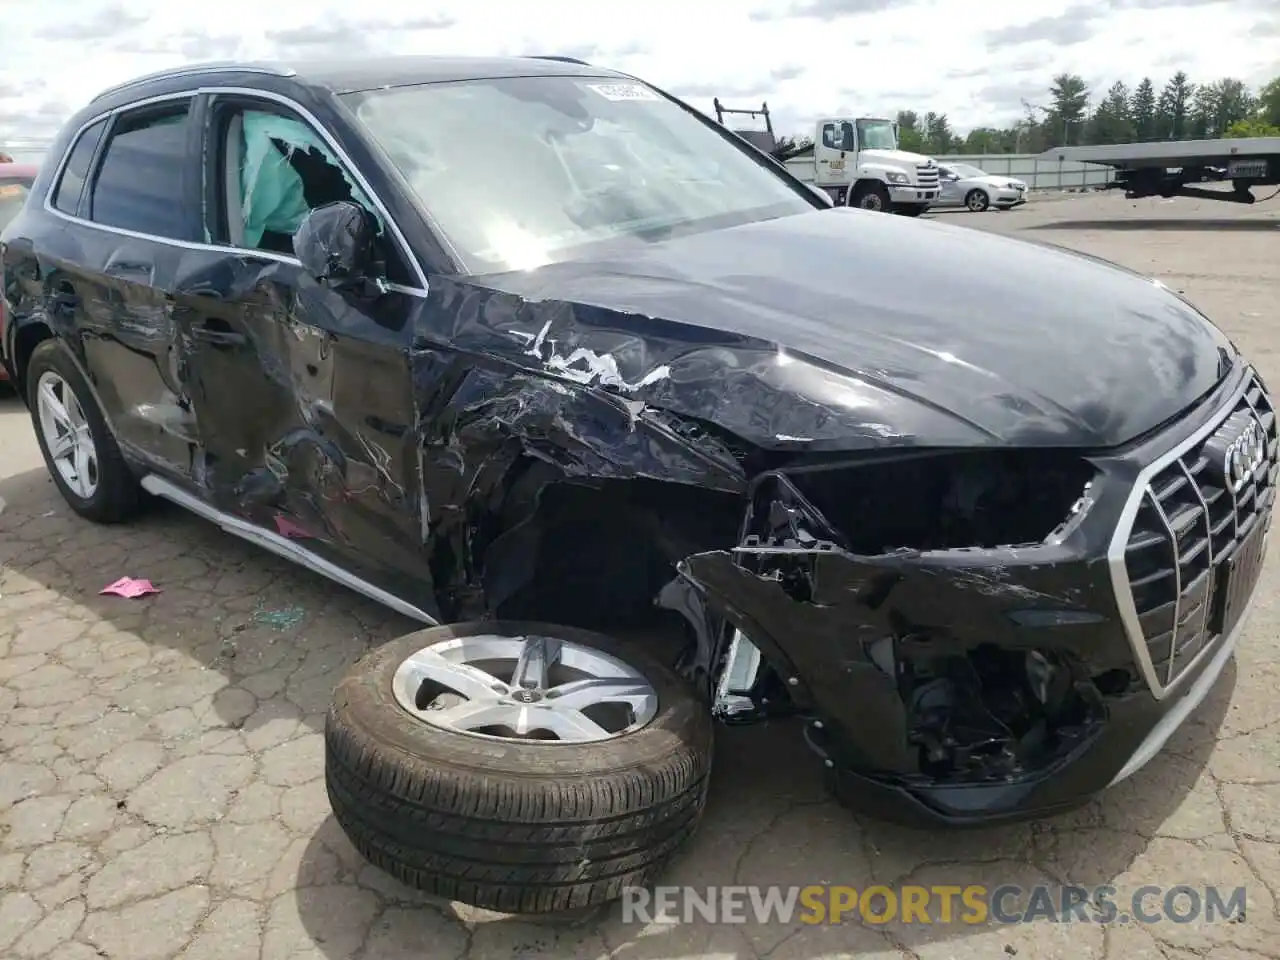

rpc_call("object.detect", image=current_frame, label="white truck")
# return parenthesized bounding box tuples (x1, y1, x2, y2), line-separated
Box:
(785, 117, 942, 217)
(712, 101, 940, 217)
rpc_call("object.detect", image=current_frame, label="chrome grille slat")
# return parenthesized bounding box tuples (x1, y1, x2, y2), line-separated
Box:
(1145, 491, 1181, 682)
(915, 163, 939, 187)
(1114, 370, 1277, 698)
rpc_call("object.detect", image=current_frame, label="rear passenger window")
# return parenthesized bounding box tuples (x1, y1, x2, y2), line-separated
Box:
(51, 118, 108, 216)
(89, 102, 192, 239)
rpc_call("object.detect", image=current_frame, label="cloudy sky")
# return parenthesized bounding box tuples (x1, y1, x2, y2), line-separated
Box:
(1, 0, 1276, 150)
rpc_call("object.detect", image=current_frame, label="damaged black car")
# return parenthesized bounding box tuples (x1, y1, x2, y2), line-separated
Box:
(2, 55, 1275, 914)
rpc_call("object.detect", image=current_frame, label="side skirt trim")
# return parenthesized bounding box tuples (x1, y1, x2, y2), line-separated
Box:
(140, 474, 438, 626)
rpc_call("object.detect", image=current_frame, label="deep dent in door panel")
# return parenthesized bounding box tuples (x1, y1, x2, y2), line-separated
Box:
(172, 249, 436, 615)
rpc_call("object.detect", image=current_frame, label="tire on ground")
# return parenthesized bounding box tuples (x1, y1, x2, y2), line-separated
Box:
(850, 181, 891, 211)
(965, 188, 991, 212)
(325, 620, 715, 913)
(26, 339, 143, 523)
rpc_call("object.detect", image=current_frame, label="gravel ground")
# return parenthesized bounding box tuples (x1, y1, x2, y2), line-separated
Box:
(1, 189, 1278, 959)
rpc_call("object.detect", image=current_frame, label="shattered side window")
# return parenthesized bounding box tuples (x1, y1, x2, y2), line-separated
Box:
(222, 107, 384, 255)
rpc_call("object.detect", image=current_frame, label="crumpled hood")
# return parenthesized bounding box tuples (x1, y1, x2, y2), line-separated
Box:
(462, 207, 1233, 450)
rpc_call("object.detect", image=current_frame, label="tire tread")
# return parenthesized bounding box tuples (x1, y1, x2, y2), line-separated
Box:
(323, 623, 713, 913)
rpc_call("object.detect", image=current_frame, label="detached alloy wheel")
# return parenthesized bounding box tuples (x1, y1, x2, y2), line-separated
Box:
(965, 188, 991, 212)
(27, 340, 142, 523)
(325, 621, 714, 913)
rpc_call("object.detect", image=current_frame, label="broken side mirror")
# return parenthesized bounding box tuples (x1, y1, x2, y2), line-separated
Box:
(293, 200, 386, 295)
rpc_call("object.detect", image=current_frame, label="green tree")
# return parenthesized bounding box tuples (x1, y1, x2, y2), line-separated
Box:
(922, 112, 956, 154)
(1089, 81, 1134, 144)
(1013, 99, 1051, 153)
(1047, 72, 1090, 144)
(1257, 77, 1280, 127)
(1156, 71, 1195, 139)
(1130, 77, 1157, 140)
(962, 127, 1009, 153)
(1189, 78, 1255, 138)
(1225, 117, 1280, 138)
(895, 110, 927, 153)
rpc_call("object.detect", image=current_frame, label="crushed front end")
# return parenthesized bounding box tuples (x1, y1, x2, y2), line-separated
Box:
(674, 366, 1276, 826)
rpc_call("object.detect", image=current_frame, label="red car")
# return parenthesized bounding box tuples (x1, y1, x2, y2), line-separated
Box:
(0, 162, 38, 386)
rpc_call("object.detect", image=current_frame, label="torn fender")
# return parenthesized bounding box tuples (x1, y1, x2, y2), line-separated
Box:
(677, 536, 1123, 777)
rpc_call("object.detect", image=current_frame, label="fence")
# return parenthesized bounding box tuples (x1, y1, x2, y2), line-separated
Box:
(945, 154, 1113, 192)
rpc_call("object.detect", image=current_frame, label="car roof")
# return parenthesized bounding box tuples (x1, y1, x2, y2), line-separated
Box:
(284, 55, 626, 94)
(0, 162, 39, 181)
(90, 55, 628, 104)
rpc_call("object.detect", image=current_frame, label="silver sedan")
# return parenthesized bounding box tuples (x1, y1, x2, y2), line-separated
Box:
(935, 162, 1028, 211)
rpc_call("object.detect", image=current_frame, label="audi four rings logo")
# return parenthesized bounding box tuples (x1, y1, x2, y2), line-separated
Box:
(1225, 417, 1267, 492)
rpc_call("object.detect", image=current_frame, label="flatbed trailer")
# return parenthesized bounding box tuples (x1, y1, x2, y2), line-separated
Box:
(1038, 137, 1280, 204)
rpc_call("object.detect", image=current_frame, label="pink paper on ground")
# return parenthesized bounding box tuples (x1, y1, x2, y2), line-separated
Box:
(100, 577, 160, 599)
(274, 514, 311, 539)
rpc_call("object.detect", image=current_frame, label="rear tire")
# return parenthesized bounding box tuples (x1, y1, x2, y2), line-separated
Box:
(26, 340, 143, 523)
(325, 621, 714, 913)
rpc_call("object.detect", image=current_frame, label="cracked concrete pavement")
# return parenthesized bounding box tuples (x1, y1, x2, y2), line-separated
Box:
(1, 191, 1279, 959)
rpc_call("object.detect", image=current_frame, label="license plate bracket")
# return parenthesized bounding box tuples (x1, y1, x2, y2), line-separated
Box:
(1210, 516, 1269, 638)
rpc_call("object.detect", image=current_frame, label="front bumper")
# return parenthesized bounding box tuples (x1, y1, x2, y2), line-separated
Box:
(992, 187, 1028, 207)
(679, 364, 1275, 826)
(888, 183, 937, 203)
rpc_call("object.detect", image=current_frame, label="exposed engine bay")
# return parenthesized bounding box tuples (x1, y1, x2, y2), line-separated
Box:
(496, 446, 1118, 790)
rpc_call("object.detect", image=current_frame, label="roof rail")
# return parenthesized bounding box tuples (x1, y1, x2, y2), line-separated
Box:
(530, 55, 591, 66)
(91, 62, 297, 103)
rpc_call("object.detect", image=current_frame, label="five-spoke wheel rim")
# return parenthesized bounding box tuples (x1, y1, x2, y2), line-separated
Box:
(967, 191, 988, 211)
(391, 634, 659, 743)
(35, 371, 98, 500)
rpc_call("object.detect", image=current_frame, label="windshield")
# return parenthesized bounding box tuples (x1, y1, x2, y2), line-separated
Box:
(344, 76, 815, 273)
(0, 180, 31, 231)
(855, 119, 898, 151)
(950, 164, 987, 178)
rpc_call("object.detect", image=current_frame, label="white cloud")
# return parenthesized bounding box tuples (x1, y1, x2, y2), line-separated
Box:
(0, 0, 1275, 150)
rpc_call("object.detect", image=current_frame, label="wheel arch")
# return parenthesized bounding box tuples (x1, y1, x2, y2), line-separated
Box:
(17, 327, 119, 435)
(847, 177, 893, 208)
(6, 317, 54, 402)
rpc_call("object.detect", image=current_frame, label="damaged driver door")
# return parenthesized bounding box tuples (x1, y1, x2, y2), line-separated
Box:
(173, 92, 438, 616)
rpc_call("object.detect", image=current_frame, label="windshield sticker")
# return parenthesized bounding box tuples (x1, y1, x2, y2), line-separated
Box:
(586, 83, 661, 102)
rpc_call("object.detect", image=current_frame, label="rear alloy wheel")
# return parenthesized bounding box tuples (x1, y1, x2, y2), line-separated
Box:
(325, 621, 714, 913)
(965, 188, 991, 212)
(27, 340, 142, 523)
